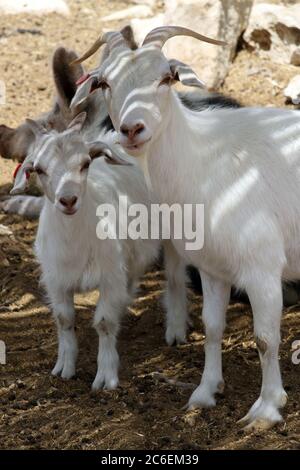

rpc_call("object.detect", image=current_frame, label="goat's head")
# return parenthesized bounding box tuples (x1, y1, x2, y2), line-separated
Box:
(10, 112, 131, 216)
(0, 25, 137, 162)
(71, 26, 225, 156)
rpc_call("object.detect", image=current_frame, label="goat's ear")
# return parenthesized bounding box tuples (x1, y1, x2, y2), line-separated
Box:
(0, 124, 15, 159)
(10, 157, 34, 195)
(88, 141, 133, 166)
(0, 123, 13, 138)
(70, 75, 98, 109)
(0, 123, 37, 162)
(169, 59, 206, 89)
(101, 25, 138, 62)
(120, 25, 138, 50)
(25, 118, 48, 137)
(53, 47, 85, 108)
(67, 112, 87, 132)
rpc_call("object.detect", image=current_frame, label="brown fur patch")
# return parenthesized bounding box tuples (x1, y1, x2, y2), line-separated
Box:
(255, 336, 268, 355)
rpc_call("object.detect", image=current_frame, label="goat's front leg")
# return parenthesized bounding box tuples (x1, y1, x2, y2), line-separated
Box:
(48, 287, 77, 379)
(239, 272, 287, 430)
(163, 241, 188, 345)
(92, 276, 130, 391)
(188, 271, 230, 409)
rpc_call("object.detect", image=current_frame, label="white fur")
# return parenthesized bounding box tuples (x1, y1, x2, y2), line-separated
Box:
(141, 99, 294, 427)
(0, 195, 44, 218)
(19, 125, 188, 390)
(92, 44, 299, 427)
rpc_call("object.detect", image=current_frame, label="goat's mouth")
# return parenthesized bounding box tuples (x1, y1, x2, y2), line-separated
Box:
(122, 137, 152, 152)
(55, 200, 80, 216)
(62, 208, 78, 216)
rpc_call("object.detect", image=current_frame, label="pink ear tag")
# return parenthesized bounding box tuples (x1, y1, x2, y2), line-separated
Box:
(13, 163, 30, 180)
(76, 73, 91, 86)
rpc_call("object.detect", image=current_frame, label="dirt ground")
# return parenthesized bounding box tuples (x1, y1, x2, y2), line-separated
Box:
(0, 0, 300, 450)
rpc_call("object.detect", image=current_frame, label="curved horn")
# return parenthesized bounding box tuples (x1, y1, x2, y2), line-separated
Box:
(142, 26, 226, 49)
(71, 31, 128, 65)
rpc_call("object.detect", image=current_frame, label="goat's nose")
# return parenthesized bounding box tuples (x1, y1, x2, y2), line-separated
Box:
(120, 122, 145, 141)
(59, 196, 78, 209)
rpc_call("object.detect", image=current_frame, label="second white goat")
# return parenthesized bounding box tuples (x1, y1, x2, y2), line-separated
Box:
(11, 112, 188, 390)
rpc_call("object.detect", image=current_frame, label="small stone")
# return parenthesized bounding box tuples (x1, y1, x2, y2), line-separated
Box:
(102, 5, 152, 22)
(8, 391, 16, 401)
(291, 49, 300, 66)
(284, 75, 300, 105)
(16, 380, 26, 389)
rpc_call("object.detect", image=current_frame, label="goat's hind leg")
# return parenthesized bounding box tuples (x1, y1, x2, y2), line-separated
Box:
(239, 272, 287, 430)
(0, 195, 44, 218)
(48, 287, 77, 379)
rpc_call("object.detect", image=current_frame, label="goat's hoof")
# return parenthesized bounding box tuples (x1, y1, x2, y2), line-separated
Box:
(92, 375, 119, 391)
(52, 363, 75, 380)
(61, 370, 76, 380)
(244, 418, 280, 432)
(187, 397, 216, 411)
(238, 395, 285, 431)
(187, 387, 216, 410)
(165, 326, 187, 346)
(51, 364, 63, 377)
(216, 380, 225, 394)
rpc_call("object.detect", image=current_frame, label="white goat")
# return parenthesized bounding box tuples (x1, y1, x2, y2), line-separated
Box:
(11, 112, 188, 390)
(71, 26, 300, 429)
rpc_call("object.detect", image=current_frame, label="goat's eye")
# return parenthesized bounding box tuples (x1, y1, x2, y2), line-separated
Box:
(81, 161, 90, 172)
(159, 75, 173, 87)
(35, 166, 46, 176)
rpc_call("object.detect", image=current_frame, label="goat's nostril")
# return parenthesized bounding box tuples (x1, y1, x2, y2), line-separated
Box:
(60, 196, 78, 209)
(120, 125, 129, 136)
(69, 196, 77, 207)
(120, 122, 145, 140)
(135, 123, 145, 135)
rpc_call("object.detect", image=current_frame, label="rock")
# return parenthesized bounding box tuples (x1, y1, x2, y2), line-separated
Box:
(132, 0, 159, 6)
(0, 0, 69, 15)
(102, 5, 153, 23)
(130, 14, 164, 46)
(0, 80, 5, 105)
(291, 48, 300, 66)
(163, 0, 254, 88)
(0, 224, 13, 236)
(244, 3, 300, 65)
(284, 75, 300, 104)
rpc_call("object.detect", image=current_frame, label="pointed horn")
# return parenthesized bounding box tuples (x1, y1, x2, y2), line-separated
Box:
(142, 26, 226, 49)
(71, 31, 129, 65)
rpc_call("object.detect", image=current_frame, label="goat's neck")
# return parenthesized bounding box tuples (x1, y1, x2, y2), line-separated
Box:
(147, 90, 208, 201)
